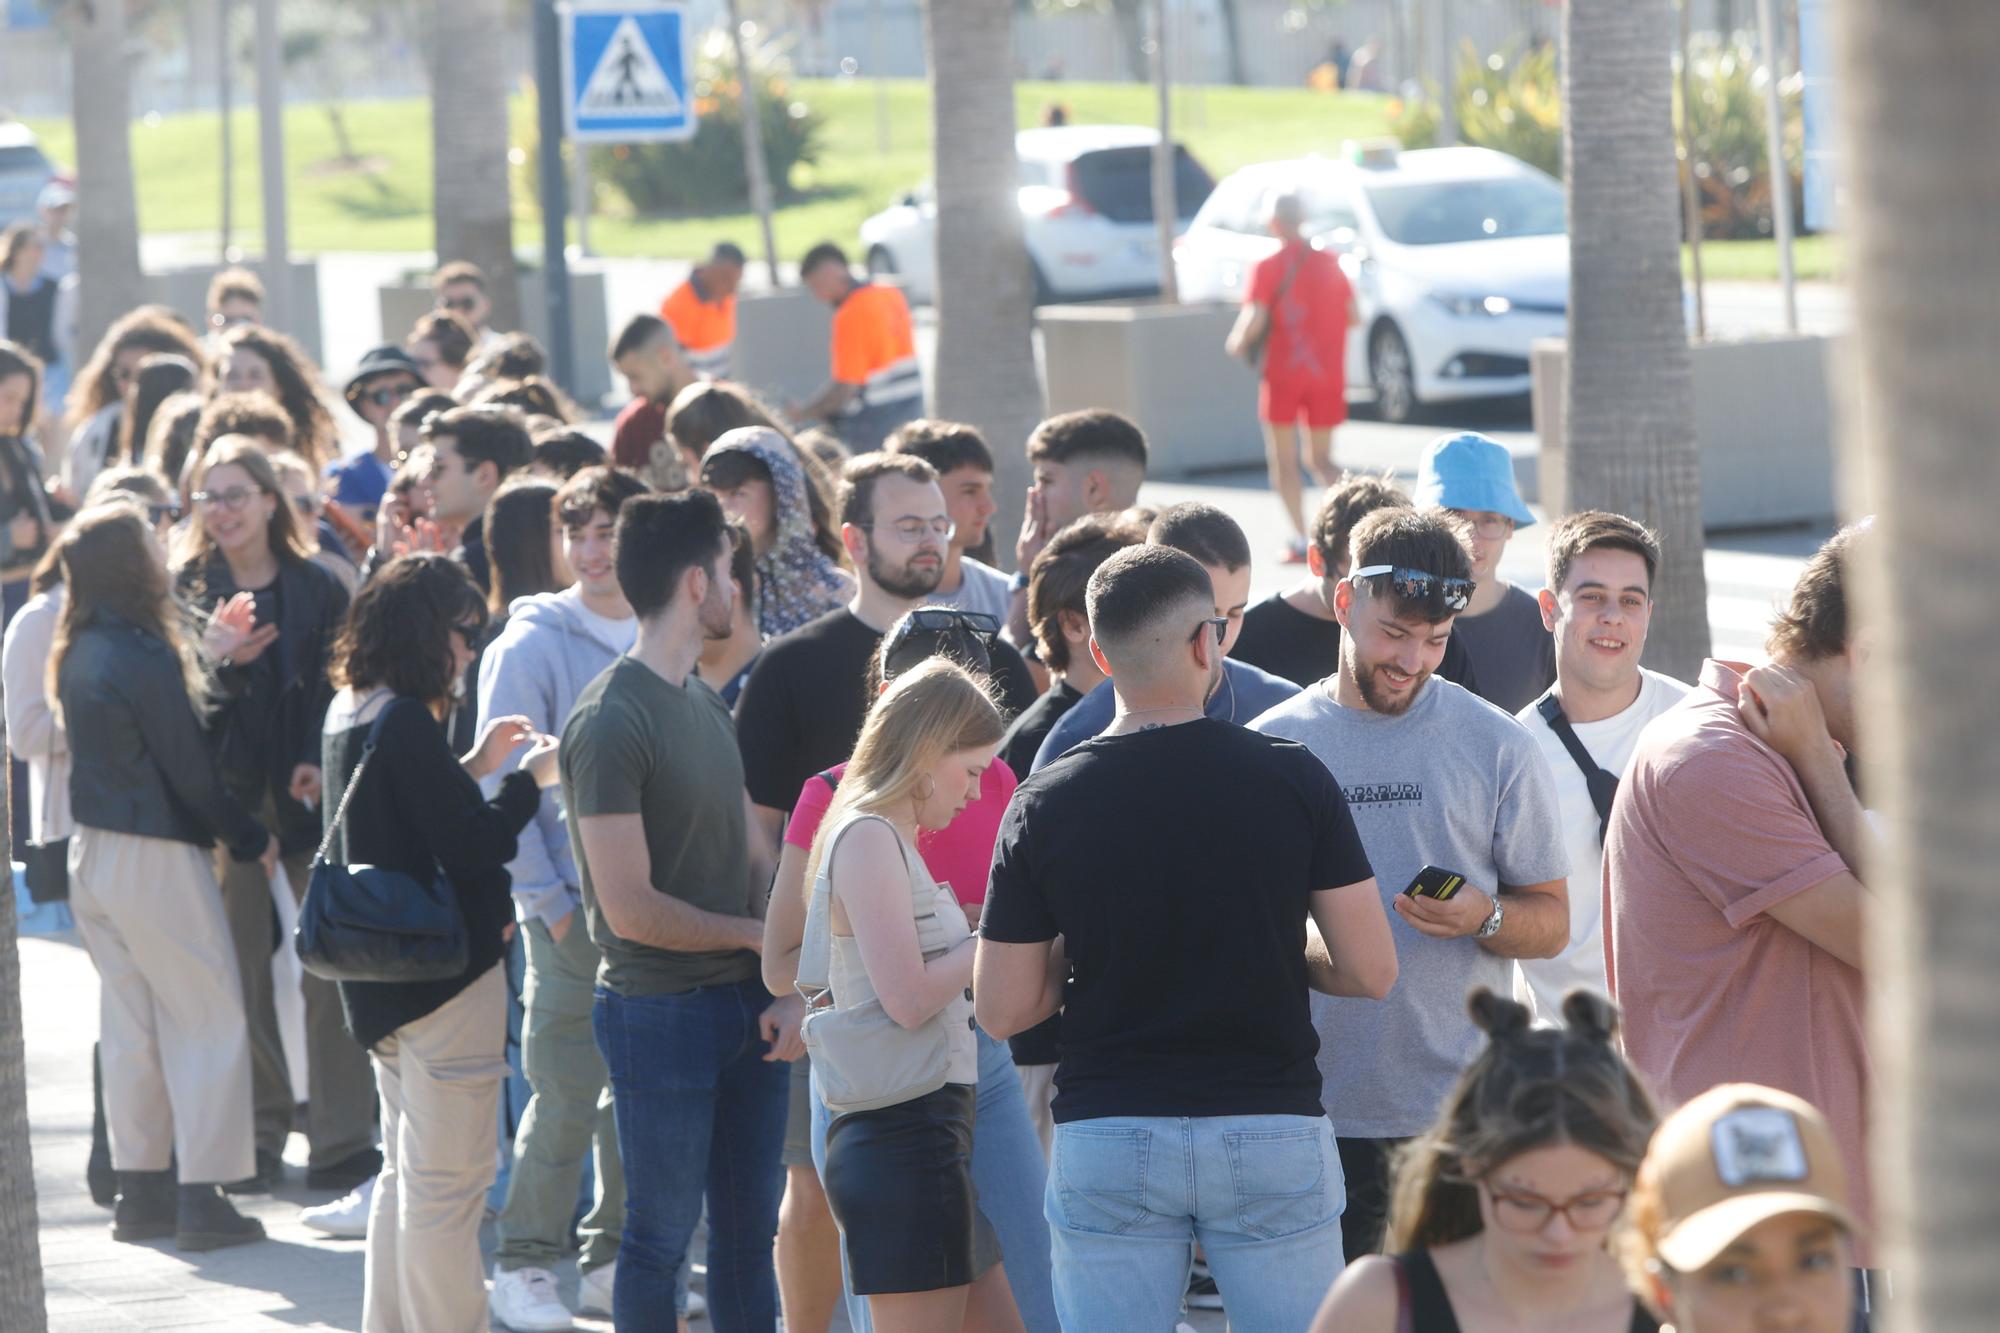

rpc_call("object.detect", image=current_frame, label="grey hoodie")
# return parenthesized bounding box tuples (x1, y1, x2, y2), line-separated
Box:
(475, 586, 635, 926)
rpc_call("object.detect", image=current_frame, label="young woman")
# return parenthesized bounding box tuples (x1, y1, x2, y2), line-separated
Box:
(1310, 989, 1661, 1333)
(0, 222, 74, 417)
(699, 425, 852, 637)
(142, 391, 208, 512)
(799, 656, 1019, 1333)
(322, 552, 558, 1333)
(116, 353, 199, 470)
(265, 450, 361, 593)
(482, 476, 570, 622)
(176, 439, 373, 1195)
(0, 341, 59, 624)
(211, 324, 337, 472)
(63, 306, 203, 499)
(52, 503, 274, 1250)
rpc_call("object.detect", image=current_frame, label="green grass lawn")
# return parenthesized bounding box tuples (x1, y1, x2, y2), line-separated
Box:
(1684, 234, 1842, 283)
(23, 80, 1395, 260)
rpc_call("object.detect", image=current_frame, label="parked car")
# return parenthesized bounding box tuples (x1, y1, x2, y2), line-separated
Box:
(1175, 144, 1569, 422)
(859, 125, 1215, 306)
(0, 124, 58, 228)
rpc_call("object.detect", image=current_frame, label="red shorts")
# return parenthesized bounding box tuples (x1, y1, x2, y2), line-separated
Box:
(1260, 374, 1348, 429)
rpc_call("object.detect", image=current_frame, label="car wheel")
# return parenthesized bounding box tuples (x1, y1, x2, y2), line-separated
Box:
(1370, 322, 1420, 425)
(866, 245, 898, 278)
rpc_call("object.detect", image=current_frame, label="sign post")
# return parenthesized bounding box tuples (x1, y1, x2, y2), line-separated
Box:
(534, 0, 575, 394)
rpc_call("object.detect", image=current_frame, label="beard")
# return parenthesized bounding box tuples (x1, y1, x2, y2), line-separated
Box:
(697, 584, 735, 641)
(867, 543, 943, 600)
(1347, 651, 1430, 716)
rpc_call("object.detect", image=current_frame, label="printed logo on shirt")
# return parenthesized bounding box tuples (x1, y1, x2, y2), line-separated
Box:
(1711, 1107, 1810, 1187)
(1343, 781, 1424, 807)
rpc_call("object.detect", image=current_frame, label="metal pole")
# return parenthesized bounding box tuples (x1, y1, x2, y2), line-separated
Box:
(572, 145, 591, 257)
(1435, 0, 1457, 146)
(1756, 0, 1798, 332)
(1149, 0, 1178, 303)
(533, 0, 576, 392)
(252, 0, 287, 331)
(217, 0, 232, 260)
(1678, 0, 1707, 339)
(727, 0, 781, 288)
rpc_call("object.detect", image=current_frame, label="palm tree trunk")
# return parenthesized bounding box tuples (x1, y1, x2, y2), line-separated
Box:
(0, 767, 46, 1330)
(430, 0, 521, 330)
(922, 0, 1042, 566)
(1559, 0, 1709, 678)
(1149, 0, 1179, 303)
(1838, 5, 2000, 1329)
(66, 0, 147, 361)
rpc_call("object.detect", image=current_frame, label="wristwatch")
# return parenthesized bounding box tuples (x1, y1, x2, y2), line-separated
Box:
(1475, 894, 1505, 940)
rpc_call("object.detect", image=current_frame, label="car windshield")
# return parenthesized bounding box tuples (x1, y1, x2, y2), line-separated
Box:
(1363, 174, 1565, 245)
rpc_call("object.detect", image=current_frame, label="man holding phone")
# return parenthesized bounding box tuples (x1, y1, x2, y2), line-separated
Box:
(1250, 506, 1568, 1261)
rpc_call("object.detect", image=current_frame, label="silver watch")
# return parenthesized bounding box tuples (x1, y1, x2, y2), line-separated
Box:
(1475, 895, 1505, 940)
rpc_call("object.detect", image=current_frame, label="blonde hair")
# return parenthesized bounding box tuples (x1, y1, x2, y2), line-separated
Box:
(803, 658, 1004, 889)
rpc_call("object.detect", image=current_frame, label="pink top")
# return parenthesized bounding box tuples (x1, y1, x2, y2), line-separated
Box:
(1603, 661, 1872, 1262)
(784, 760, 1019, 908)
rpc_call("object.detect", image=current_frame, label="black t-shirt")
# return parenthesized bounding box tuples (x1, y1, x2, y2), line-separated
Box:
(998, 678, 1082, 779)
(1234, 591, 1484, 694)
(1452, 582, 1555, 714)
(983, 718, 1374, 1123)
(734, 606, 1040, 813)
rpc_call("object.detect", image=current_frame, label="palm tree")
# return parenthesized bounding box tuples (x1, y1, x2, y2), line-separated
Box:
(1835, 4, 1999, 1328)
(65, 0, 147, 362)
(0, 788, 46, 1329)
(428, 0, 521, 330)
(922, 0, 1043, 564)
(1558, 0, 1710, 678)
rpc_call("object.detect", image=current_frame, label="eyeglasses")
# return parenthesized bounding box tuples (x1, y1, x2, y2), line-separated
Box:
(193, 486, 261, 511)
(441, 297, 479, 314)
(1189, 616, 1229, 647)
(869, 516, 956, 544)
(904, 608, 999, 637)
(292, 495, 318, 517)
(1350, 564, 1475, 613)
(146, 503, 182, 525)
(1482, 1182, 1628, 1234)
(365, 383, 416, 408)
(1451, 510, 1517, 540)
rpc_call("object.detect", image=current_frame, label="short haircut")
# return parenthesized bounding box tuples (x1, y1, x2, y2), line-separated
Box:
(1148, 501, 1250, 572)
(390, 389, 457, 433)
(555, 464, 648, 530)
(1313, 473, 1409, 567)
(615, 488, 730, 621)
(838, 452, 937, 529)
(1027, 409, 1149, 475)
(1545, 510, 1662, 595)
(408, 309, 477, 369)
(1768, 520, 1866, 662)
(1085, 544, 1215, 662)
(1348, 507, 1475, 624)
(465, 333, 546, 382)
(432, 260, 487, 293)
(206, 266, 264, 311)
(800, 241, 850, 279)
(610, 313, 675, 363)
(1030, 512, 1145, 672)
(530, 425, 608, 479)
(472, 375, 572, 423)
(711, 242, 748, 267)
(195, 391, 291, 454)
(423, 404, 533, 483)
(886, 418, 995, 478)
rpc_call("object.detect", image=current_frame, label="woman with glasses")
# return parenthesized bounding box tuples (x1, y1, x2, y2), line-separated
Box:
(1309, 988, 1662, 1333)
(322, 552, 559, 1333)
(700, 425, 854, 637)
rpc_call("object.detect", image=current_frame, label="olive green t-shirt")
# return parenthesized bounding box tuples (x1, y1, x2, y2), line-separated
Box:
(561, 656, 761, 995)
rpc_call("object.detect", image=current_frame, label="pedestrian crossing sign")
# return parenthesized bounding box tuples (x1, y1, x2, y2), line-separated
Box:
(562, 3, 695, 143)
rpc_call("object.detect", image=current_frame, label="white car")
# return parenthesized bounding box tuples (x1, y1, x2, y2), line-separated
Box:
(859, 125, 1215, 306)
(1175, 145, 1570, 422)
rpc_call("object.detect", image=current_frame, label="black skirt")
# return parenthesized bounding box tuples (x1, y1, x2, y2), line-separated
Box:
(822, 1082, 1000, 1295)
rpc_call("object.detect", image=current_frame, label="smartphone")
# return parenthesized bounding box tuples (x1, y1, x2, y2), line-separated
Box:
(1402, 865, 1468, 901)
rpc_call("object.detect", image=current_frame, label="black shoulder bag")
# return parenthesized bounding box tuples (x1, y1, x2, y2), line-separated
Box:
(295, 698, 470, 983)
(1536, 691, 1622, 845)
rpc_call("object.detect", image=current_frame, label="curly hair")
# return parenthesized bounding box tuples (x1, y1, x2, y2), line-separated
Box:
(211, 324, 337, 470)
(66, 306, 203, 430)
(331, 552, 488, 707)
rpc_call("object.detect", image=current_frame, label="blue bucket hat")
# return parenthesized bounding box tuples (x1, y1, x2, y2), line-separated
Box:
(1412, 432, 1535, 529)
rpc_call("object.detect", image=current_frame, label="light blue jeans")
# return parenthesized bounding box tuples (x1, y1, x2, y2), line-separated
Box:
(1048, 1114, 1345, 1333)
(811, 1027, 1060, 1332)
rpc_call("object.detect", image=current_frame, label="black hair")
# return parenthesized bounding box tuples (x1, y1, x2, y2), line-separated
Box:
(1085, 544, 1214, 646)
(610, 313, 675, 363)
(555, 464, 648, 530)
(711, 242, 748, 266)
(1349, 507, 1475, 623)
(838, 452, 938, 529)
(886, 418, 995, 478)
(699, 447, 773, 494)
(332, 553, 488, 706)
(1148, 501, 1250, 572)
(615, 488, 731, 621)
(423, 404, 534, 485)
(869, 609, 997, 697)
(1027, 409, 1149, 473)
(530, 426, 609, 479)
(800, 241, 850, 279)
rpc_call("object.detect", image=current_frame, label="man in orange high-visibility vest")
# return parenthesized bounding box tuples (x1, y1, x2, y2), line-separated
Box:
(791, 241, 923, 452)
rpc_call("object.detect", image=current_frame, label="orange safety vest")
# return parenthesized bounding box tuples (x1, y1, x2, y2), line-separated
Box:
(830, 283, 921, 412)
(659, 277, 735, 380)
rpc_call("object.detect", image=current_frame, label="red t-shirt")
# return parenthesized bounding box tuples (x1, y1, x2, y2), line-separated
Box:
(784, 759, 1019, 908)
(1247, 243, 1352, 388)
(610, 397, 668, 471)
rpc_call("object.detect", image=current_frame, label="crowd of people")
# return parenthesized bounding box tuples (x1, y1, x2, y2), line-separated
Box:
(2, 218, 1878, 1333)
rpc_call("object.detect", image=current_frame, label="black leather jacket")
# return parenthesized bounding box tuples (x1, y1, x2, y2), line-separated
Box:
(57, 609, 267, 861)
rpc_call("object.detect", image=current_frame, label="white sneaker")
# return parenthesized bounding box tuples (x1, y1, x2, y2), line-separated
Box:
(685, 1287, 707, 1321)
(576, 1261, 614, 1316)
(489, 1265, 576, 1332)
(298, 1176, 374, 1238)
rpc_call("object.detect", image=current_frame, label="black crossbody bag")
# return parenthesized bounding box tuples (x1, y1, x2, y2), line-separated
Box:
(1536, 691, 1622, 845)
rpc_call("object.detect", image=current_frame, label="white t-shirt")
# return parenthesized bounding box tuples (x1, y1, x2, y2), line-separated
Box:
(926, 555, 1012, 625)
(1513, 667, 1691, 1023)
(563, 587, 639, 655)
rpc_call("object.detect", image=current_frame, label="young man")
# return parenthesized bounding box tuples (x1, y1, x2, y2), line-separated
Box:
(1412, 431, 1554, 712)
(434, 259, 506, 350)
(792, 241, 922, 450)
(608, 314, 696, 486)
(659, 242, 746, 381)
(205, 267, 264, 338)
(1006, 409, 1150, 650)
(695, 518, 763, 707)
(1249, 506, 1569, 1261)
(886, 417, 1010, 622)
(1234, 473, 1481, 692)
(481, 467, 649, 1331)
(421, 403, 534, 596)
(1512, 511, 1689, 1021)
(977, 544, 1396, 1330)
(1032, 502, 1299, 770)
(1605, 521, 1878, 1274)
(327, 345, 424, 522)
(562, 489, 789, 1328)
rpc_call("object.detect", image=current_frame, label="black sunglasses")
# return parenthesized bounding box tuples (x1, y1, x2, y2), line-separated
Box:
(1190, 616, 1228, 647)
(1350, 564, 1476, 613)
(146, 502, 182, 525)
(364, 383, 415, 408)
(903, 608, 1000, 638)
(441, 296, 479, 314)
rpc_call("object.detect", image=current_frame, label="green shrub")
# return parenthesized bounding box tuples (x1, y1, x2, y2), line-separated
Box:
(1453, 41, 1563, 178)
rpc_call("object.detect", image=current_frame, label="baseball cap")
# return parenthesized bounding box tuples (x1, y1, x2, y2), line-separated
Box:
(1637, 1084, 1861, 1274)
(38, 180, 75, 211)
(1413, 432, 1535, 529)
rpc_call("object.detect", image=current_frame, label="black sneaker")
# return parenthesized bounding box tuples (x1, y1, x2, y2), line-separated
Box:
(175, 1184, 267, 1252)
(221, 1148, 284, 1196)
(110, 1171, 177, 1243)
(305, 1146, 383, 1193)
(1185, 1266, 1224, 1311)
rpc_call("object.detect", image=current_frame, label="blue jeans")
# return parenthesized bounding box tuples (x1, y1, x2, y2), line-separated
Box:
(1048, 1114, 1344, 1333)
(812, 1028, 1061, 1333)
(594, 978, 788, 1332)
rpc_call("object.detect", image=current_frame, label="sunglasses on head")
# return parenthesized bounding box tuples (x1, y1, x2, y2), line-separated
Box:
(902, 608, 999, 638)
(1350, 564, 1475, 613)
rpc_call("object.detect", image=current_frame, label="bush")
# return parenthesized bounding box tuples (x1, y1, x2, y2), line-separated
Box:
(588, 27, 823, 215)
(1390, 41, 1560, 179)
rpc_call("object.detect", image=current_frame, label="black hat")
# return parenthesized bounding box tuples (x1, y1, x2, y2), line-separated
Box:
(343, 345, 425, 415)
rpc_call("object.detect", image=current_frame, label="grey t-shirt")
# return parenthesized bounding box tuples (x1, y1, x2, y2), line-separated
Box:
(1452, 581, 1556, 714)
(926, 555, 1013, 624)
(1250, 677, 1568, 1137)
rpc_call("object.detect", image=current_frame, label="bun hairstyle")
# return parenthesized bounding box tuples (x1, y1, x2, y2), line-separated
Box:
(1383, 987, 1656, 1253)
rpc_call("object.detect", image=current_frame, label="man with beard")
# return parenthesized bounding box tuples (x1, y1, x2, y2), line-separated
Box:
(1249, 506, 1569, 1262)
(562, 489, 788, 1327)
(734, 452, 1037, 849)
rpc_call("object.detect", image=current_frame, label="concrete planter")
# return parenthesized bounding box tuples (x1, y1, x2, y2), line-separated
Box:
(733, 288, 834, 408)
(145, 261, 325, 365)
(1531, 333, 1841, 530)
(380, 270, 613, 409)
(1039, 301, 1264, 478)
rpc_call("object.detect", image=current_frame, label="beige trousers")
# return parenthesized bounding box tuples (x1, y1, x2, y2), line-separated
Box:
(68, 826, 255, 1185)
(363, 962, 506, 1333)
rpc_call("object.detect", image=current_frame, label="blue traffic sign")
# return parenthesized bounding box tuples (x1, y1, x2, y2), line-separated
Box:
(561, 3, 695, 144)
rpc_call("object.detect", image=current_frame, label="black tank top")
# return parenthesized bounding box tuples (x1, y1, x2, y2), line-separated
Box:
(4, 276, 58, 365)
(1393, 1250, 1660, 1333)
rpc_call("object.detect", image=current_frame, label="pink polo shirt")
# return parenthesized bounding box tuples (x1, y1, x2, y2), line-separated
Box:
(1603, 660, 1872, 1263)
(784, 759, 1018, 908)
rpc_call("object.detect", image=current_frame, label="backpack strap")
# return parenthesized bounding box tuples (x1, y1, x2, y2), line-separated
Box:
(1535, 690, 1622, 845)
